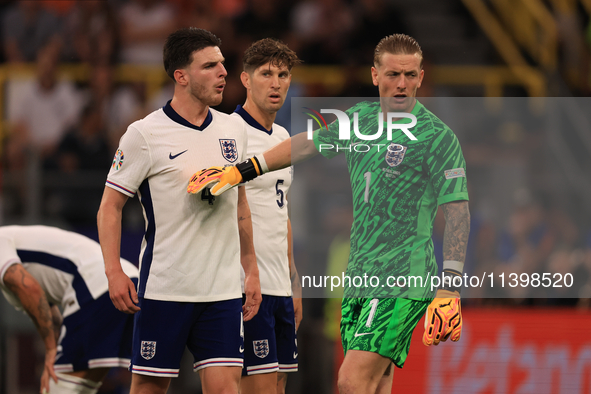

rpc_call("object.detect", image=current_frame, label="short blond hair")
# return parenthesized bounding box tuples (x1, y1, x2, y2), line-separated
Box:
(374, 34, 423, 68)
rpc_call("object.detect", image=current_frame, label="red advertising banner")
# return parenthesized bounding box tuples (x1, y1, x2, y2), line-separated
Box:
(336, 308, 591, 393)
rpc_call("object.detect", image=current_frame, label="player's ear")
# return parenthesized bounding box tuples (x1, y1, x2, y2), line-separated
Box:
(417, 69, 424, 88)
(174, 69, 188, 86)
(240, 71, 250, 89)
(371, 66, 379, 86)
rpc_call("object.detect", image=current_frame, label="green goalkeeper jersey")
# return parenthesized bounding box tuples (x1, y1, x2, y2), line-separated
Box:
(313, 100, 468, 299)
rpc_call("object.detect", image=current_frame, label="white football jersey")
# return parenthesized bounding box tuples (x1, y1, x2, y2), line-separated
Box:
(106, 102, 248, 302)
(0, 225, 138, 318)
(233, 106, 292, 296)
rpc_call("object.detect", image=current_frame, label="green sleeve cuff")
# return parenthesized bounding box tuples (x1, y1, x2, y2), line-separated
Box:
(437, 192, 469, 206)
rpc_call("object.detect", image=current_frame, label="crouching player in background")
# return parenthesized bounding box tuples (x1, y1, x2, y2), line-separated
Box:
(234, 39, 302, 394)
(0, 225, 138, 394)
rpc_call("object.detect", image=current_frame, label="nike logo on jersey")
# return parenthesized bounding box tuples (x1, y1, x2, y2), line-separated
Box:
(354, 332, 373, 338)
(239, 346, 244, 353)
(293, 352, 298, 359)
(169, 150, 188, 159)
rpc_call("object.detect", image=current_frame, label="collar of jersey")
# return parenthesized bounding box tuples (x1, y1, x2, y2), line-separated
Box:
(410, 99, 423, 115)
(163, 100, 213, 131)
(234, 105, 272, 135)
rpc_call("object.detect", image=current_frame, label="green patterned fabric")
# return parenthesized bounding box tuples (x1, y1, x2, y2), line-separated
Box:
(313, 100, 468, 299)
(340, 297, 429, 366)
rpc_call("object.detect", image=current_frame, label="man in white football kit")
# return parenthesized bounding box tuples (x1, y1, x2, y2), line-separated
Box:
(0, 225, 138, 394)
(232, 39, 302, 394)
(97, 28, 261, 394)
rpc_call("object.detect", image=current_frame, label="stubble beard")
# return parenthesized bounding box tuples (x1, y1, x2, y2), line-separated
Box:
(190, 80, 223, 107)
(259, 94, 283, 115)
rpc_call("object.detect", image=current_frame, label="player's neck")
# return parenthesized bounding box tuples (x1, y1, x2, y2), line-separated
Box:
(380, 97, 417, 116)
(170, 95, 210, 128)
(242, 100, 275, 131)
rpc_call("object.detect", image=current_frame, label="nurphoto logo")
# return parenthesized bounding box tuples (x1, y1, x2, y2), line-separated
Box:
(303, 107, 417, 153)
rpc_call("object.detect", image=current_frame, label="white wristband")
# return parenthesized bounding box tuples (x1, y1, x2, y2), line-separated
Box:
(254, 154, 269, 174)
(443, 260, 464, 273)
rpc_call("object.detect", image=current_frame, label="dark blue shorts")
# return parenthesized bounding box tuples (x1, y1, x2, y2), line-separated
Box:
(55, 287, 135, 372)
(130, 297, 244, 377)
(242, 295, 298, 376)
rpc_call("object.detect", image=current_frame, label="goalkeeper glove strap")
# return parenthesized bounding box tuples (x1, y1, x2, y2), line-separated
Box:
(236, 156, 264, 182)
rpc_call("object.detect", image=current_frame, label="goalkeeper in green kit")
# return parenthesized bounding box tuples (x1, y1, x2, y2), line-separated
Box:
(188, 34, 470, 394)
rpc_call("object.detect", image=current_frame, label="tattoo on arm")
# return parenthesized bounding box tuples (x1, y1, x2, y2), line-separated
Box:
(33, 297, 54, 340)
(4, 264, 55, 346)
(4, 264, 24, 292)
(19, 268, 28, 288)
(50, 305, 62, 343)
(238, 214, 251, 222)
(441, 201, 471, 262)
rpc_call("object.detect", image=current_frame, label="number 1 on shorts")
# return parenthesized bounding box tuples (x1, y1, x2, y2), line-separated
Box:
(366, 298, 379, 327)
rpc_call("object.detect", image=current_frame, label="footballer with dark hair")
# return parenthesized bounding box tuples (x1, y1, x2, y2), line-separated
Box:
(98, 27, 262, 394)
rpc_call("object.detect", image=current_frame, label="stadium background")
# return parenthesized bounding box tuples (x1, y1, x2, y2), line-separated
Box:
(0, 0, 590, 393)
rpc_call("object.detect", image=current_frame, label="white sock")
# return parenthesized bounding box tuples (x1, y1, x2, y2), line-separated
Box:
(48, 372, 102, 394)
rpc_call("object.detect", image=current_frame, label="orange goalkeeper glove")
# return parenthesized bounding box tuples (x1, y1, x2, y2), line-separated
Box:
(423, 289, 462, 346)
(187, 166, 240, 195)
(187, 156, 265, 196)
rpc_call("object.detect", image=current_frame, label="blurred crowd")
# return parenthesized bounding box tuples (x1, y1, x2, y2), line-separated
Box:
(0, 0, 409, 153)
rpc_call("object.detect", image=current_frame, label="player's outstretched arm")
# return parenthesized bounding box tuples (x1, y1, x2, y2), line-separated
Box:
(265, 131, 319, 169)
(97, 186, 140, 314)
(237, 186, 262, 321)
(3, 264, 58, 393)
(288, 218, 303, 331)
(188, 132, 318, 196)
(423, 200, 470, 346)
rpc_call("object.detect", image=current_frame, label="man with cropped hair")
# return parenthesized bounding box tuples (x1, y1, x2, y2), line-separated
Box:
(98, 28, 262, 394)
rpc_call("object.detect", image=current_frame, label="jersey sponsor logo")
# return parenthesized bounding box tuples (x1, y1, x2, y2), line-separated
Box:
(112, 149, 124, 170)
(381, 167, 401, 179)
(253, 339, 270, 358)
(169, 149, 188, 160)
(140, 341, 156, 360)
(219, 139, 238, 162)
(385, 143, 407, 167)
(444, 168, 466, 179)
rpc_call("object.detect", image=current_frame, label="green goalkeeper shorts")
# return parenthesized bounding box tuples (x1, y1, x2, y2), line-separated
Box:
(340, 297, 430, 368)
